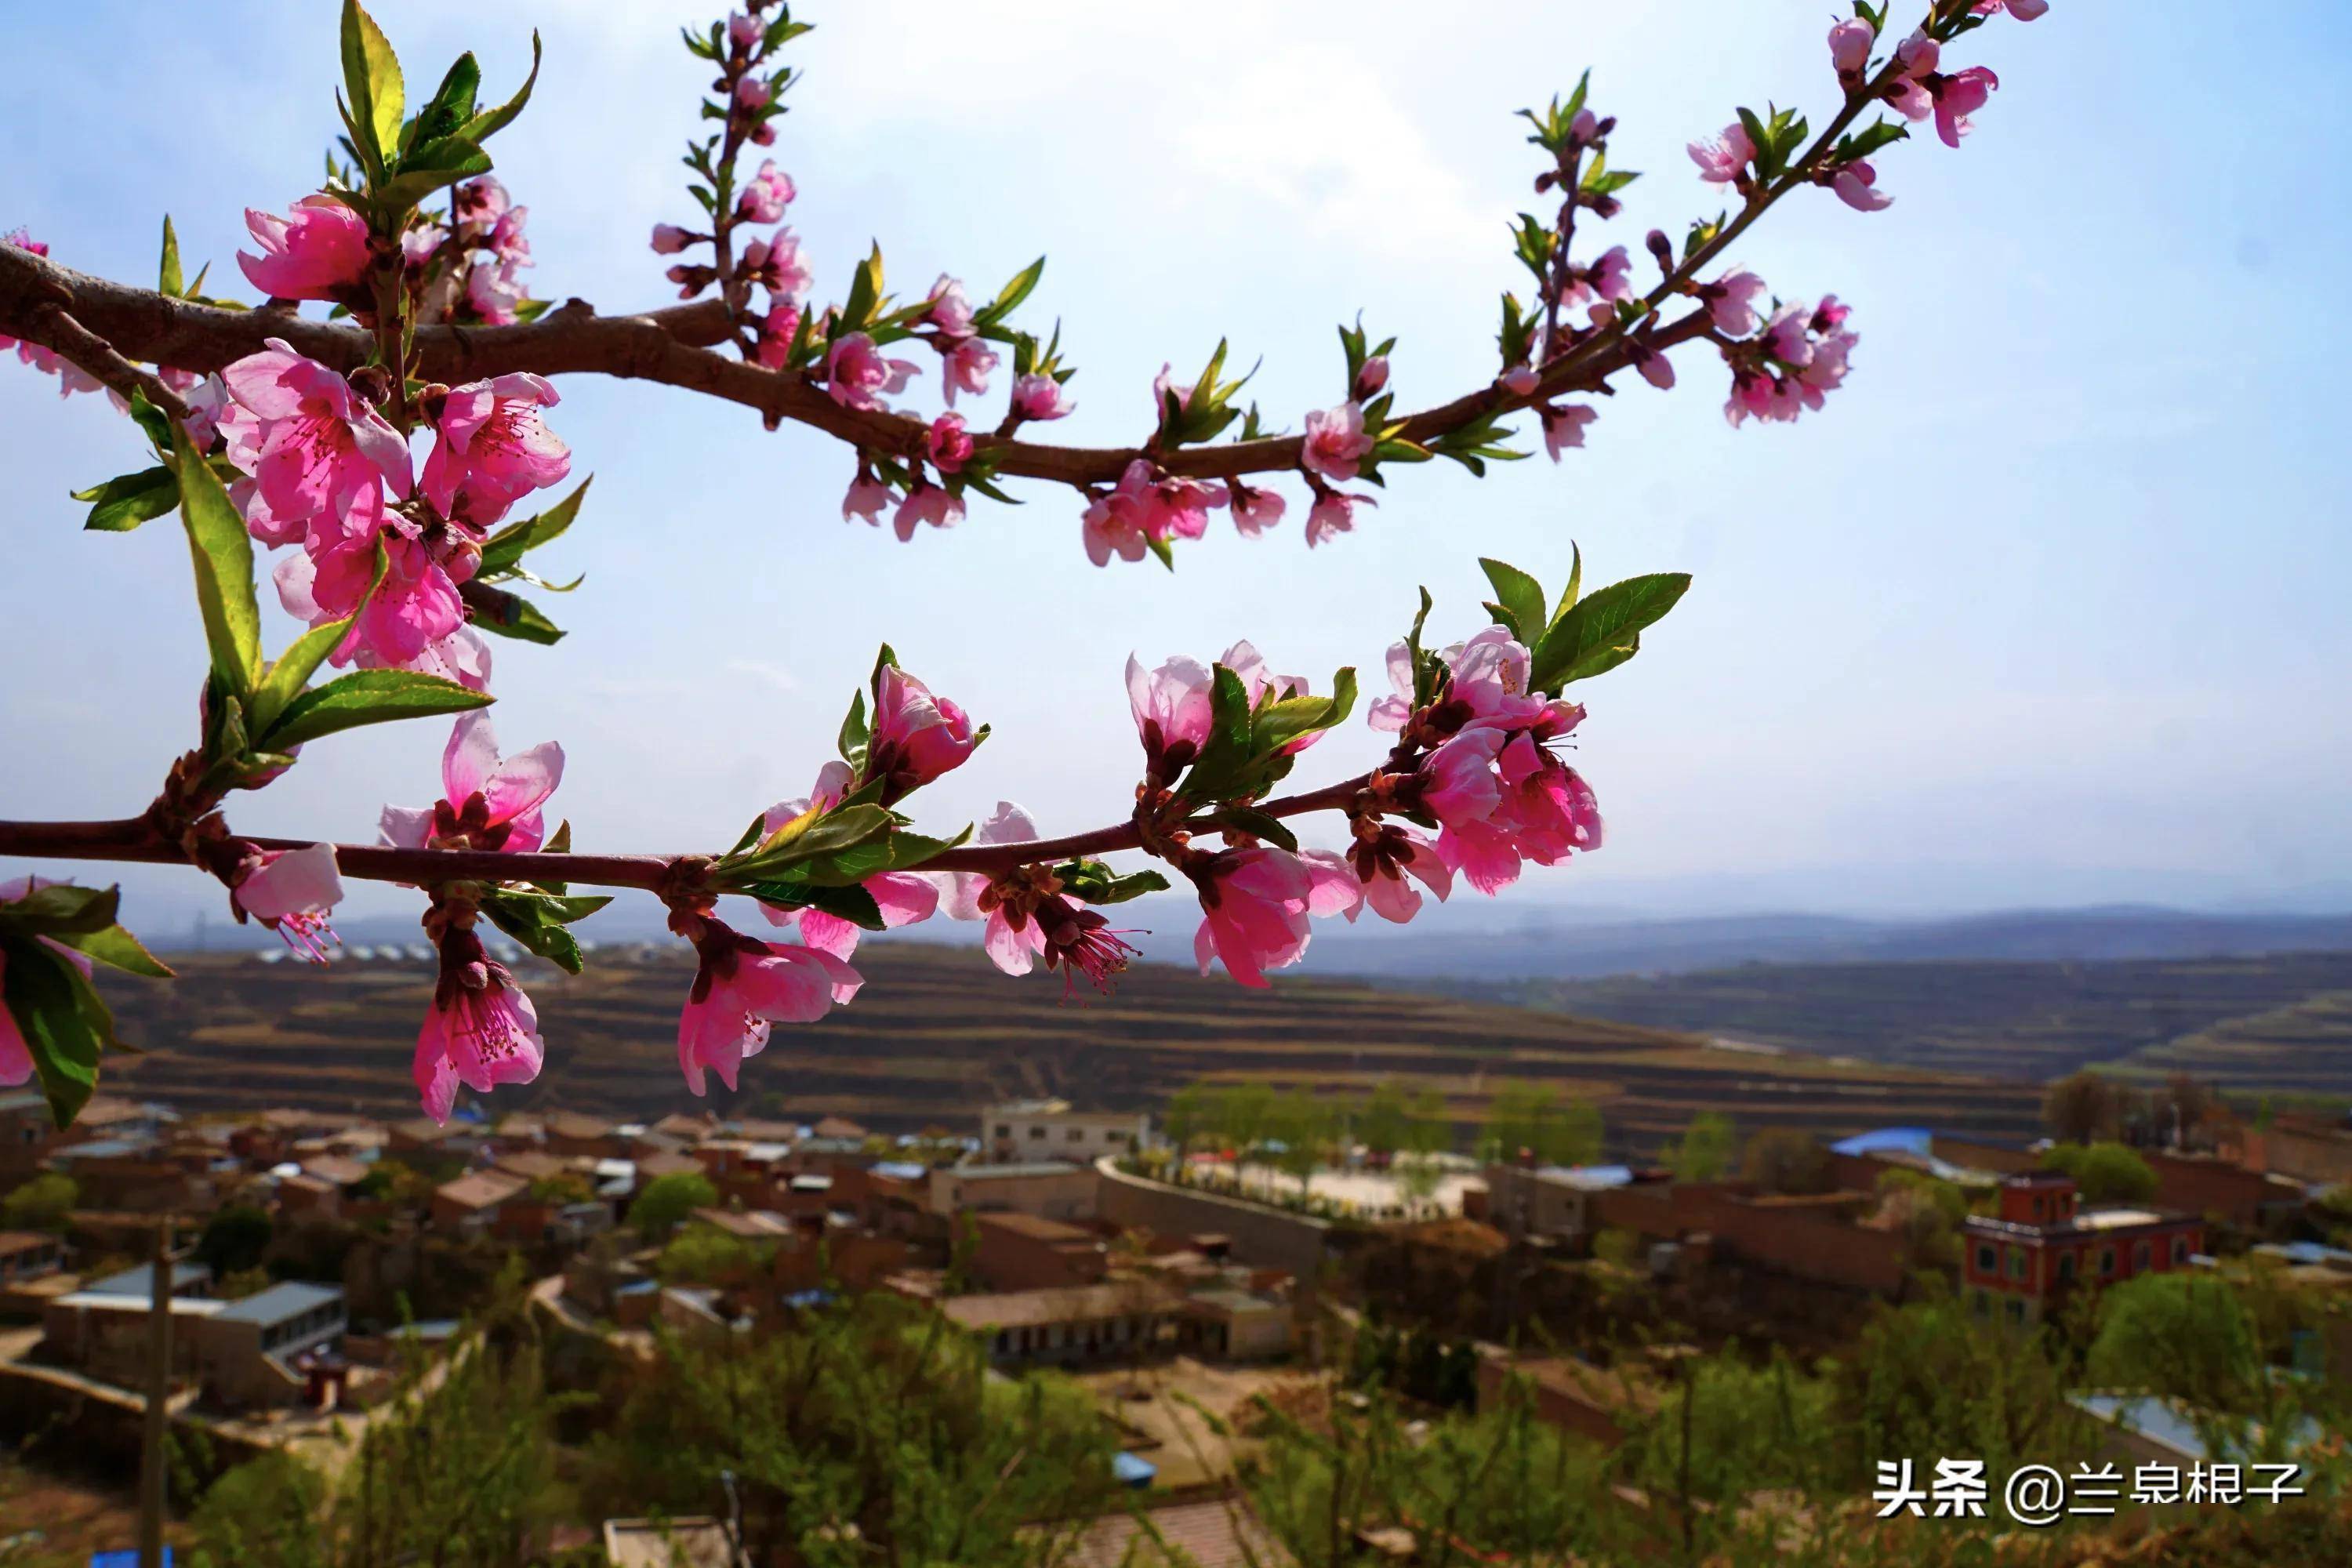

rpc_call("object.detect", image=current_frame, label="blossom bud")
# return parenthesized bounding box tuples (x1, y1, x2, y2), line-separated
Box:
(649, 223, 696, 255)
(1354, 355, 1390, 399)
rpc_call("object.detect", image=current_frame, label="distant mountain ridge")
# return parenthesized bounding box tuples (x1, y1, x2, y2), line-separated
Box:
(160, 902, 2352, 984)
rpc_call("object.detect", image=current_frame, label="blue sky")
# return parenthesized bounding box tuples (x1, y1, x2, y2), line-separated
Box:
(4, 0, 2349, 937)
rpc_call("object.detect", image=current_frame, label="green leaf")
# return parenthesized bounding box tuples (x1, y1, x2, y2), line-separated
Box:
(1052, 862, 1169, 907)
(725, 803, 897, 880)
(1528, 572, 1692, 691)
(1215, 805, 1298, 853)
(408, 53, 481, 151)
(261, 670, 492, 751)
(454, 31, 539, 145)
(782, 825, 971, 888)
(74, 466, 179, 533)
(158, 216, 184, 296)
(479, 886, 610, 975)
(124, 389, 174, 454)
(462, 581, 566, 644)
(977, 256, 1045, 326)
(836, 690, 869, 765)
(1178, 664, 1256, 802)
(340, 0, 405, 172)
(1478, 558, 1547, 642)
(0, 931, 113, 1128)
(1735, 106, 1772, 179)
(840, 243, 884, 332)
(50, 924, 175, 980)
(478, 475, 591, 574)
(732, 879, 886, 931)
(1555, 543, 1583, 625)
(377, 136, 492, 210)
(0, 883, 122, 938)
(170, 419, 262, 699)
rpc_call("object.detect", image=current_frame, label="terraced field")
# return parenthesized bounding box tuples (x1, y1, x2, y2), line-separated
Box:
(1484, 951, 2352, 1104)
(89, 946, 2049, 1153)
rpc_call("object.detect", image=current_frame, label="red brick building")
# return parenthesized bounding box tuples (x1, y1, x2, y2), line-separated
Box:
(1961, 1173, 2201, 1324)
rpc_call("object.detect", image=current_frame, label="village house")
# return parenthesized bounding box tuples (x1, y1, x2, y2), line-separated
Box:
(930, 1160, 1098, 1222)
(544, 1111, 626, 1159)
(0, 1230, 64, 1286)
(431, 1168, 531, 1238)
(971, 1211, 1110, 1293)
(982, 1098, 1148, 1166)
(935, 1279, 1183, 1368)
(41, 1276, 347, 1409)
(1962, 1172, 2203, 1324)
(0, 1090, 59, 1180)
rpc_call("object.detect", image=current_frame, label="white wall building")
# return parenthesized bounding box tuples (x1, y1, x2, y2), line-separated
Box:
(982, 1099, 1149, 1166)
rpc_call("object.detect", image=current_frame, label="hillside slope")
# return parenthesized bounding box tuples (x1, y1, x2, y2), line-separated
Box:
(89, 946, 2046, 1152)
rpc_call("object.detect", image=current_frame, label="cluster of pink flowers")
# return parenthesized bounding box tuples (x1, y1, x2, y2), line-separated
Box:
(205, 332, 570, 685)
(383, 715, 564, 1120)
(449, 177, 535, 325)
(238, 196, 371, 305)
(923, 274, 999, 409)
(1083, 459, 1232, 566)
(1367, 626, 1603, 895)
(933, 804, 1142, 993)
(1871, 28, 2003, 151)
(1723, 295, 1859, 427)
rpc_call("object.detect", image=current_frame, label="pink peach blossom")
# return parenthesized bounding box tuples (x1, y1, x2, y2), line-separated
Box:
(1500, 365, 1540, 397)
(650, 223, 697, 255)
(941, 337, 997, 407)
(1828, 17, 1875, 78)
(677, 920, 861, 1094)
(466, 257, 528, 325)
(379, 711, 564, 856)
(273, 532, 468, 671)
(1301, 401, 1375, 484)
(1831, 160, 1893, 212)
(893, 481, 964, 541)
(825, 332, 918, 412)
(739, 227, 814, 302)
(1229, 484, 1287, 538)
(1305, 491, 1372, 548)
(1355, 354, 1389, 397)
(1190, 846, 1318, 989)
(414, 926, 544, 1122)
(755, 301, 802, 368)
(735, 75, 772, 111)
(843, 474, 891, 525)
(867, 664, 978, 800)
(231, 844, 344, 962)
(1540, 404, 1598, 461)
(401, 223, 448, 269)
(1933, 66, 1999, 149)
(220, 339, 412, 543)
(1705, 268, 1769, 336)
(1012, 372, 1074, 422)
(1887, 32, 1940, 120)
(1126, 652, 1215, 774)
(422, 373, 569, 531)
(728, 9, 761, 49)
(736, 160, 796, 223)
(926, 413, 974, 474)
(1687, 122, 1756, 186)
(236, 195, 369, 302)
(1416, 726, 1505, 830)
(1635, 347, 1676, 390)
(924, 275, 975, 337)
(452, 176, 511, 237)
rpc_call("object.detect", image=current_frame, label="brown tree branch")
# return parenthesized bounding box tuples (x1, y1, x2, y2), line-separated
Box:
(0, 775, 1372, 898)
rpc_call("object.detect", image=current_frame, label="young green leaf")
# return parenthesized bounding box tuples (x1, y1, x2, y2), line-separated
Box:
(477, 475, 591, 575)
(1215, 804, 1298, 853)
(0, 931, 114, 1128)
(408, 53, 483, 150)
(1478, 558, 1548, 641)
(260, 670, 493, 751)
(73, 466, 180, 532)
(170, 420, 262, 699)
(158, 216, 184, 296)
(0, 883, 122, 937)
(462, 581, 566, 644)
(1528, 572, 1692, 691)
(456, 31, 539, 144)
(49, 924, 176, 980)
(340, 0, 405, 172)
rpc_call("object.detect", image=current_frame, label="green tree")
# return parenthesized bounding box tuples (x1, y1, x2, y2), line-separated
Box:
(1162, 1081, 1214, 1162)
(1483, 1081, 1602, 1167)
(657, 1221, 769, 1285)
(2087, 1272, 2261, 1412)
(1217, 1081, 1278, 1160)
(1269, 1091, 1333, 1199)
(1665, 1112, 1736, 1181)
(1358, 1079, 1414, 1160)
(627, 1169, 719, 1238)
(2040, 1140, 2158, 1203)
(2043, 1069, 2121, 1144)
(0, 1171, 76, 1232)
(195, 1203, 275, 1277)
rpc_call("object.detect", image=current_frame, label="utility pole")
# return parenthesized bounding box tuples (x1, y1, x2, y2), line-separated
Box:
(138, 1215, 175, 1568)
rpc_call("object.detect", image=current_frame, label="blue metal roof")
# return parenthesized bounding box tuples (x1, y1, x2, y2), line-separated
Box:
(873, 1160, 929, 1181)
(1112, 1451, 1157, 1488)
(213, 1280, 343, 1324)
(1830, 1127, 1934, 1158)
(85, 1261, 211, 1297)
(2071, 1394, 2325, 1462)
